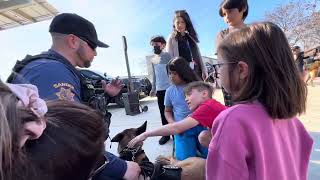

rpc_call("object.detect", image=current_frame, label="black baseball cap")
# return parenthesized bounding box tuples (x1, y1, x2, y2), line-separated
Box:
(49, 13, 109, 48)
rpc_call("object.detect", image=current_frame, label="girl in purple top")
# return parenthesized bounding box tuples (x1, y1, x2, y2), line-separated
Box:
(207, 22, 313, 180)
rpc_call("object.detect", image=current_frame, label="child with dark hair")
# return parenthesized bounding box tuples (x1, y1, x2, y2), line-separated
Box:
(218, 0, 249, 21)
(128, 78, 226, 159)
(207, 22, 313, 180)
(0, 80, 107, 180)
(166, 10, 208, 80)
(163, 57, 208, 160)
(25, 100, 107, 180)
(216, 0, 249, 107)
(0, 81, 47, 180)
(216, 0, 249, 47)
(149, 35, 172, 145)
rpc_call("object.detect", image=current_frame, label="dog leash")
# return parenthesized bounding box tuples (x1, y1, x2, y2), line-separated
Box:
(140, 160, 156, 180)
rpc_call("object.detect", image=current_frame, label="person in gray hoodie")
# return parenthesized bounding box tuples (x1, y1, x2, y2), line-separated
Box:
(149, 36, 172, 145)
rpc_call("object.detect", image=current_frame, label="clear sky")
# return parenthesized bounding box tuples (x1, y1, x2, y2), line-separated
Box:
(0, 0, 290, 79)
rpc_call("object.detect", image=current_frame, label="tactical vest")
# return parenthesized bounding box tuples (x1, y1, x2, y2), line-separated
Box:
(7, 53, 95, 103)
(7, 53, 111, 138)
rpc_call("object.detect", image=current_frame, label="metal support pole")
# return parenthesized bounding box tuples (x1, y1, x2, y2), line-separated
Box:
(122, 36, 134, 93)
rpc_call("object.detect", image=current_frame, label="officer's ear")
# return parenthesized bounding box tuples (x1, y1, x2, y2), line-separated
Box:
(65, 34, 80, 49)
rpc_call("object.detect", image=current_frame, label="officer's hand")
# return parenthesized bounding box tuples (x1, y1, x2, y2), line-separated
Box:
(123, 161, 141, 180)
(102, 77, 125, 97)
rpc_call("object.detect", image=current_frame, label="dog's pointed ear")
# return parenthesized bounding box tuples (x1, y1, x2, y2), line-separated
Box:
(136, 121, 147, 136)
(111, 133, 124, 142)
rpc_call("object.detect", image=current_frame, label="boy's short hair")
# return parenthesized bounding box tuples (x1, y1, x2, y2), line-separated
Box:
(150, 36, 166, 45)
(219, 0, 249, 20)
(184, 81, 214, 98)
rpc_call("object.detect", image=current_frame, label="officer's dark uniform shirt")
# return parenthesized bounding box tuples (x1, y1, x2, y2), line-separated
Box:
(12, 49, 81, 102)
(12, 49, 127, 180)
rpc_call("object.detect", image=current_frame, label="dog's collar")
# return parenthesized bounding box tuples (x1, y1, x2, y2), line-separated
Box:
(119, 145, 143, 161)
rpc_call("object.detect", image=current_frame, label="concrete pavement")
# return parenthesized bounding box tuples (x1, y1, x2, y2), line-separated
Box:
(106, 98, 173, 162)
(300, 85, 320, 180)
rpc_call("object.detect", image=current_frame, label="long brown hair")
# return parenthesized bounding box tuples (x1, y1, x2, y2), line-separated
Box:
(0, 81, 34, 180)
(25, 100, 106, 180)
(0, 79, 106, 180)
(217, 22, 307, 119)
(173, 10, 199, 43)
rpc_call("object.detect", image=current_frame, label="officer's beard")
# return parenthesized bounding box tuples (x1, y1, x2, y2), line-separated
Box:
(83, 61, 91, 68)
(76, 45, 92, 68)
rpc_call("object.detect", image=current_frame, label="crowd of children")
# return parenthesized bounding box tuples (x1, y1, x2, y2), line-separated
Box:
(132, 0, 313, 180)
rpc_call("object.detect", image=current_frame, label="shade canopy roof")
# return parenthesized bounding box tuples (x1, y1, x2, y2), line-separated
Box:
(0, 0, 58, 31)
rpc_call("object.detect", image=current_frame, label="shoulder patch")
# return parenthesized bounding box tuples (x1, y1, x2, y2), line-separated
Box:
(55, 87, 75, 101)
(53, 82, 75, 89)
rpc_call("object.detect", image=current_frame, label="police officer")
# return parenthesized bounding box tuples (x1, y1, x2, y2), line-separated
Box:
(10, 13, 141, 180)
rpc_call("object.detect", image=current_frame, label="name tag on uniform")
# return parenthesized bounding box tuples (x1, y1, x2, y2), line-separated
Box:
(189, 62, 195, 70)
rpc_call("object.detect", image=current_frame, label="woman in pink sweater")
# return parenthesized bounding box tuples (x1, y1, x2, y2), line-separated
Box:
(207, 22, 313, 180)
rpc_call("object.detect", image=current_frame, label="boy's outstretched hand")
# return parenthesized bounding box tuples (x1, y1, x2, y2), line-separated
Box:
(128, 133, 147, 148)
